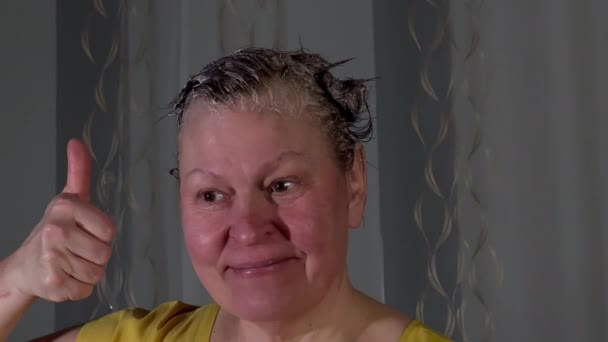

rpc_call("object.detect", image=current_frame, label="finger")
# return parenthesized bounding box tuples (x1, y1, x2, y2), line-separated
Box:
(63, 222, 112, 266)
(71, 200, 115, 243)
(53, 276, 95, 302)
(62, 251, 106, 286)
(63, 138, 92, 202)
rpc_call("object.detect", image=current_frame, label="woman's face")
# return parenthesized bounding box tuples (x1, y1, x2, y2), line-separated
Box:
(177, 105, 366, 321)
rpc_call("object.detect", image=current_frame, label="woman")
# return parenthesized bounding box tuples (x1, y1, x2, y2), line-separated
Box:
(0, 48, 450, 341)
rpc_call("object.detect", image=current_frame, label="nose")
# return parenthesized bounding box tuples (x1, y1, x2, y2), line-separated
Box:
(228, 191, 280, 245)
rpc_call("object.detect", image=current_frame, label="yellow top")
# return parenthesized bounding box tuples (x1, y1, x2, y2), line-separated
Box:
(77, 301, 451, 342)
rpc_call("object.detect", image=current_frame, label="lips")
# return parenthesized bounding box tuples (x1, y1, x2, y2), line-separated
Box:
(227, 257, 298, 277)
(231, 258, 291, 269)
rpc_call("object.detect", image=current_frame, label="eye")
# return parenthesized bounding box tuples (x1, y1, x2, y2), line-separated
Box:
(197, 190, 225, 203)
(269, 180, 296, 194)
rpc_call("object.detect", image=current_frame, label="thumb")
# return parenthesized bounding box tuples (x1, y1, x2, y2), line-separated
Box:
(63, 138, 92, 202)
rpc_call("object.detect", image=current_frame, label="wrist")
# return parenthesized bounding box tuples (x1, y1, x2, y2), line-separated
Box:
(0, 253, 36, 303)
(0, 254, 37, 341)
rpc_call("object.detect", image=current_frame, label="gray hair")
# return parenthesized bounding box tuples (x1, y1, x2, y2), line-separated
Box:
(169, 47, 373, 170)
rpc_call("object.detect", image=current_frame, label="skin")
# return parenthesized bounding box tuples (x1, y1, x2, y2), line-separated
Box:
(178, 104, 410, 341)
(0, 139, 115, 342)
(0, 103, 410, 342)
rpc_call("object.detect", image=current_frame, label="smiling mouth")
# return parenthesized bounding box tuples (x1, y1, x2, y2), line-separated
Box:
(228, 257, 297, 277)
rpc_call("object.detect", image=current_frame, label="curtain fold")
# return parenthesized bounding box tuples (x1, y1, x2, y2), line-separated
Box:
(87, 1, 607, 341)
(451, 0, 608, 340)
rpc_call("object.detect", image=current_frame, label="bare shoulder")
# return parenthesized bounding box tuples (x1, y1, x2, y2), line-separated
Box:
(359, 299, 451, 342)
(364, 307, 412, 342)
(355, 293, 412, 342)
(29, 325, 82, 342)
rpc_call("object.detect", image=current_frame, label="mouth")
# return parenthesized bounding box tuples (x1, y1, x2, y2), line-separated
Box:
(228, 257, 298, 277)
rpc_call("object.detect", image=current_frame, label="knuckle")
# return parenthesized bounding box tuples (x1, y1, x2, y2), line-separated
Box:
(41, 271, 64, 289)
(88, 266, 105, 283)
(82, 285, 95, 298)
(104, 219, 117, 242)
(39, 249, 62, 265)
(70, 285, 94, 301)
(40, 224, 66, 244)
(98, 244, 113, 265)
(47, 195, 73, 215)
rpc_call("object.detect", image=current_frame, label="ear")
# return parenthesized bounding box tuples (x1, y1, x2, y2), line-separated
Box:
(347, 145, 367, 228)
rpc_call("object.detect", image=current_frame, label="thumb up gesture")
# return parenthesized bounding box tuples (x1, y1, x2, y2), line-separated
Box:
(7, 139, 115, 302)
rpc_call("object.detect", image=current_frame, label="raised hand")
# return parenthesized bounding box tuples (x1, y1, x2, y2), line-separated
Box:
(7, 138, 115, 302)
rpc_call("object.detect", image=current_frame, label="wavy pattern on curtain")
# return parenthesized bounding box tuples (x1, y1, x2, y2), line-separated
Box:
(219, 0, 287, 54)
(408, 1, 503, 341)
(75, 2, 506, 339)
(79, 0, 289, 317)
(80, 0, 153, 317)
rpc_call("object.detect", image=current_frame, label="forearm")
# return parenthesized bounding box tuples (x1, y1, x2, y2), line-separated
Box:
(0, 255, 37, 342)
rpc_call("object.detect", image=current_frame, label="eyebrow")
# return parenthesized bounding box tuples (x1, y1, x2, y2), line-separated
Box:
(183, 167, 220, 180)
(182, 150, 307, 180)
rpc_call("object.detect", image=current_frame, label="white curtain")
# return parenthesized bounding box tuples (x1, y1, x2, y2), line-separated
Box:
(451, 0, 608, 341)
(104, 0, 607, 341)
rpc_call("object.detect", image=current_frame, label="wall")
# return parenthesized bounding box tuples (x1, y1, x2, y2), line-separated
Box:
(0, 1, 56, 340)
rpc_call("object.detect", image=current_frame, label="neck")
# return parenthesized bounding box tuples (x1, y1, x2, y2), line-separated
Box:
(226, 275, 371, 342)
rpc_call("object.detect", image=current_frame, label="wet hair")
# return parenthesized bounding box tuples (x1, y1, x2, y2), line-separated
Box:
(169, 47, 373, 171)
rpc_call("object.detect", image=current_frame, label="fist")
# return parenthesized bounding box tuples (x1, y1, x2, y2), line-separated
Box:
(8, 139, 115, 302)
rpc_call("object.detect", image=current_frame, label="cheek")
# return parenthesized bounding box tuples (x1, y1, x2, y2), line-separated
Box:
(281, 183, 349, 260)
(181, 205, 226, 268)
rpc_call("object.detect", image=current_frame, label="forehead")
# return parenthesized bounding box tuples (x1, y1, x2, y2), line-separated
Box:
(177, 105, 333, 169)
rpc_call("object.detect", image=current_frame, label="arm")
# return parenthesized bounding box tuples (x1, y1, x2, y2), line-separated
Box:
(28, 326, 82, 342)
(1, 139, 114, 342)
(0, 256, 83, 342)
(0, 255, 36, 341)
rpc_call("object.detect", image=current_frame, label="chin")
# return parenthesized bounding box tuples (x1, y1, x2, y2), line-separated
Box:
(214, 257, 316, 321)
